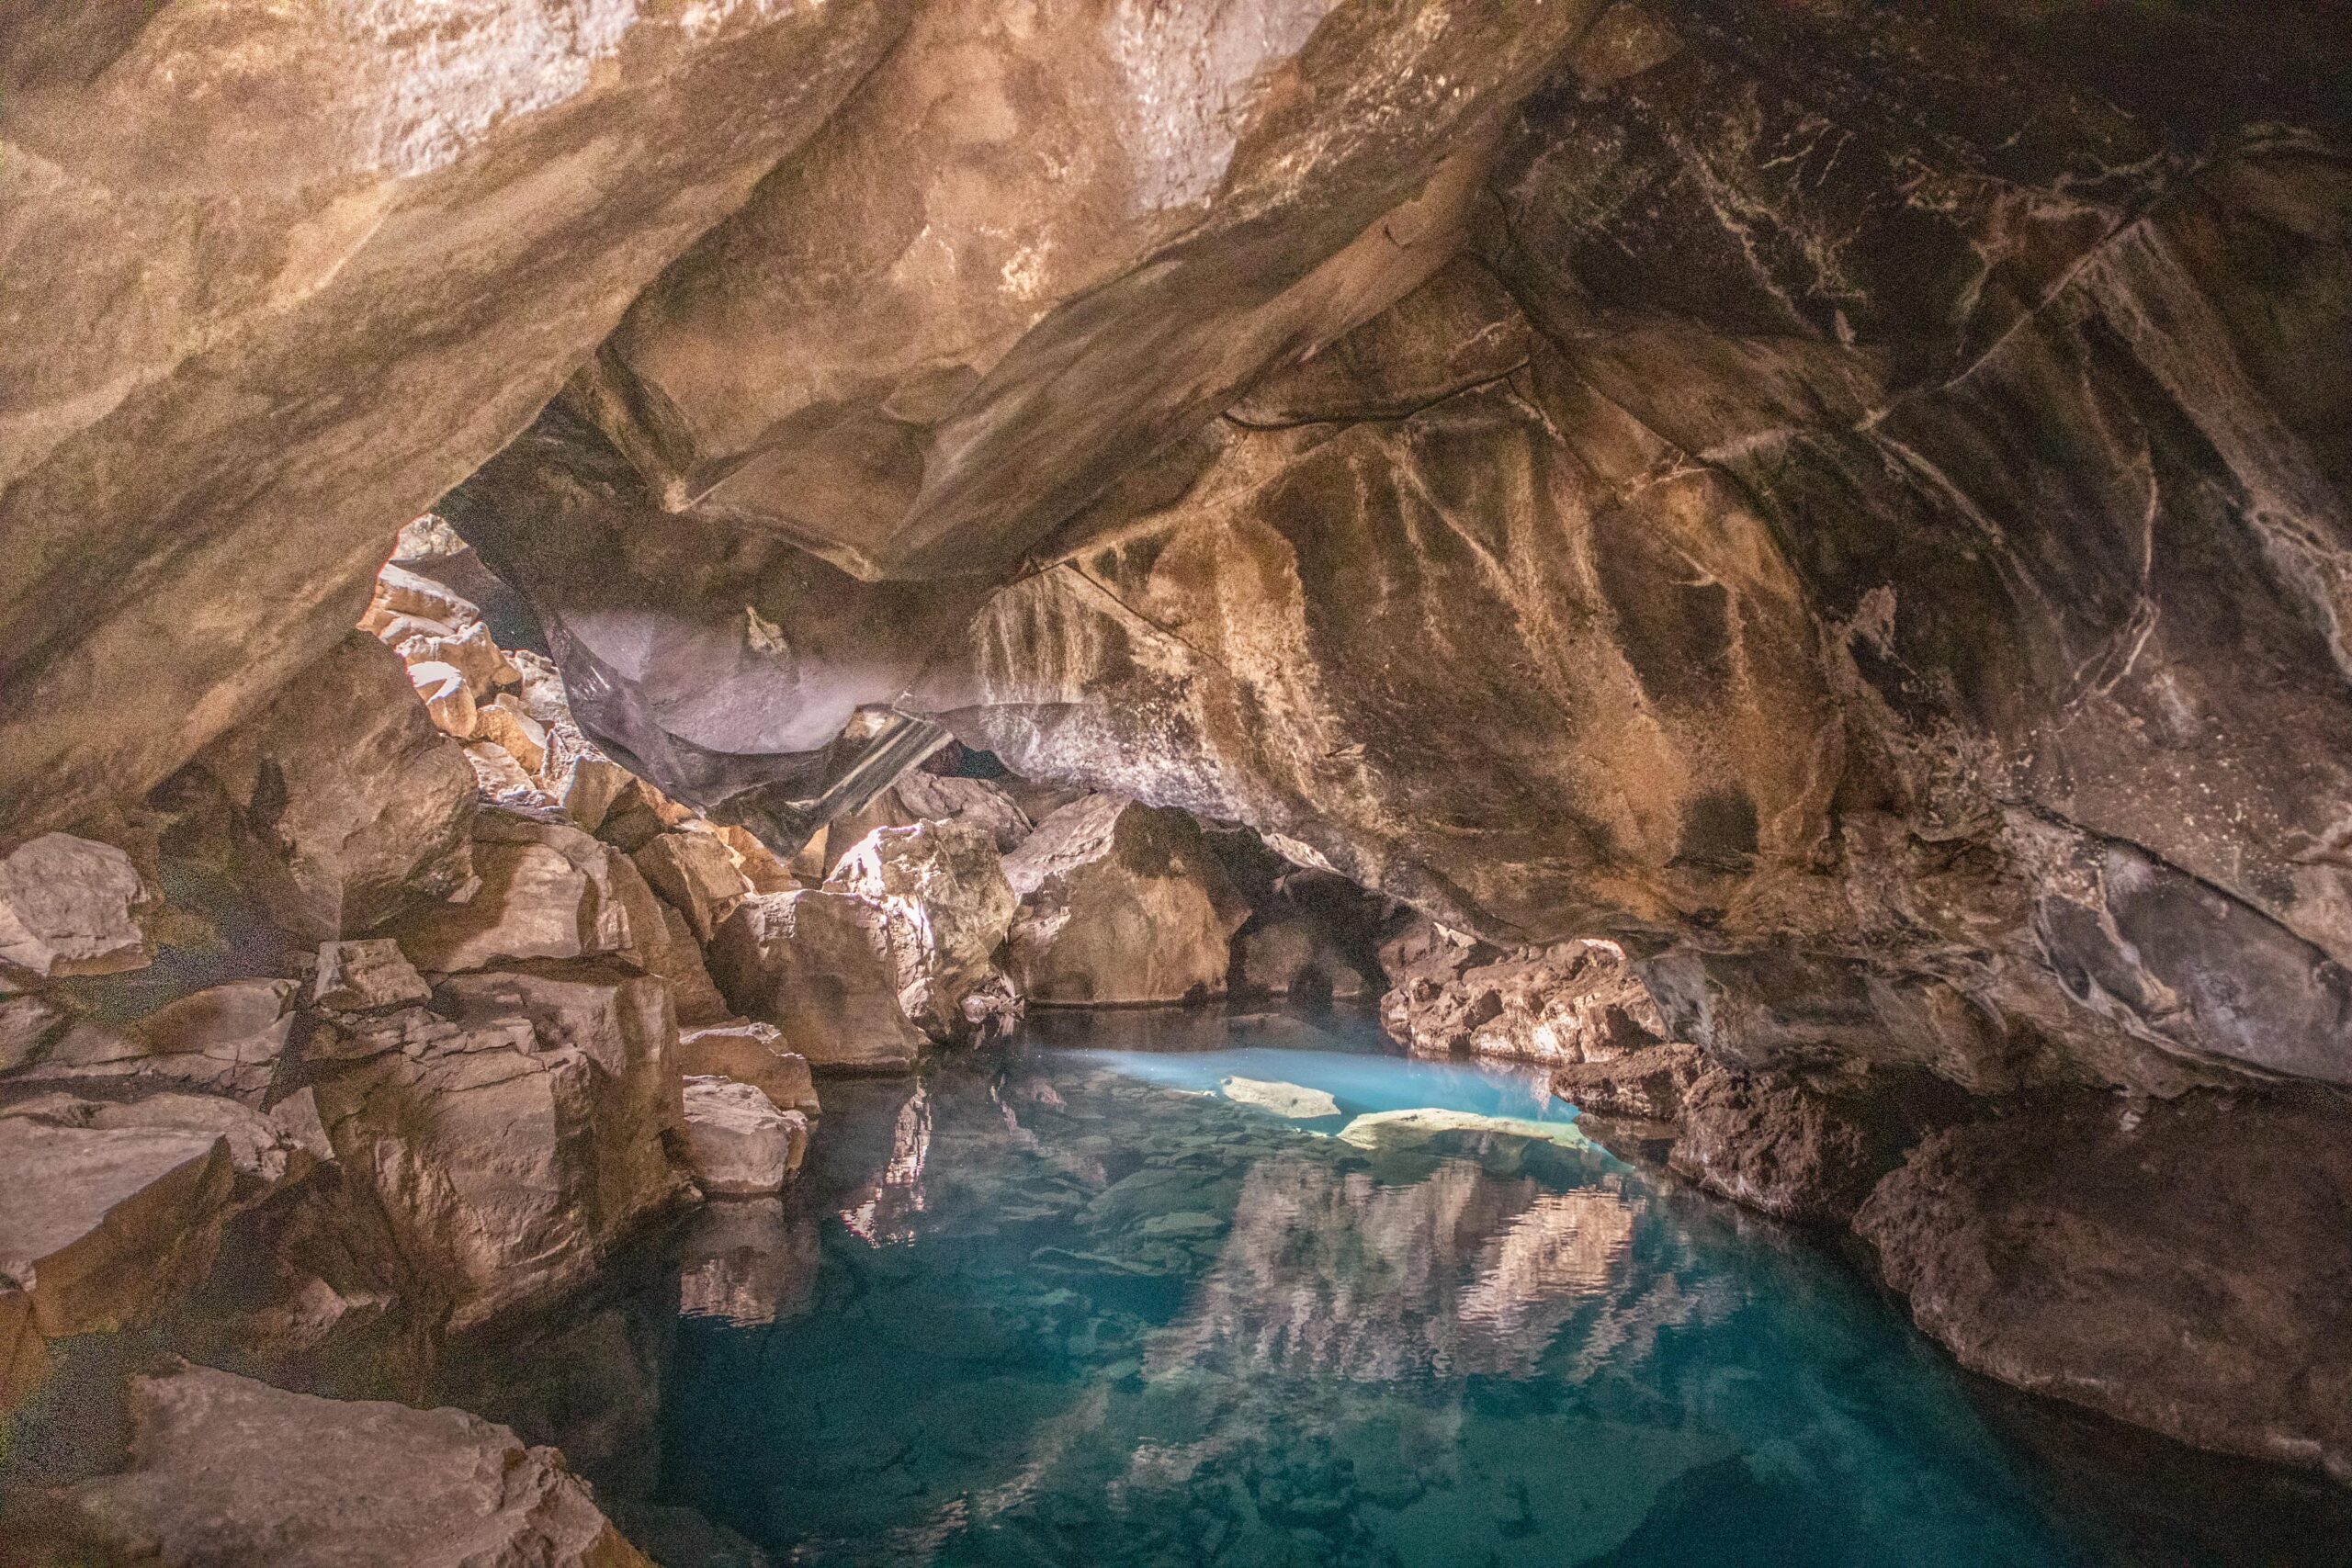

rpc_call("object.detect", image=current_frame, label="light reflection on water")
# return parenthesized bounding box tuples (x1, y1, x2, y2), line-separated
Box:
(645, 1013, 2139, 1565)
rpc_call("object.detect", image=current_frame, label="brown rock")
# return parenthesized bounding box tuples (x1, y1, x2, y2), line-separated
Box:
(892, 772, 1034, 854)
(707, 893, 924, 1073)
(474, 698, 549, 777)
(1234, 913, 1377, 1004)
(0, 1283, 47, 1413)
(827, 818, 1017, 1040)
(1552, 1043, 1706, 1122)
(0, 1113, 236, 1337)
(633, 829, 752, 944)
(681, 1077, 808, 1197)
(1669, 1064, 1951, 1227)
(46, 1363, 653, 1568)
(0, 831, 149, 981)
(1857, 1090, 2352, 1484)
(1001, 796, 1248, 1006)
(677, 1021, 820, 1117)
(311, 938, 432, 1012)
(1382, 935, 1668, 1066)
(715, 825, 798, 895)
(28, 978, 301, 1101)
(193, 631, 476, 941)
(641, 902, 733, 1030)
(390, 816, 639, 975)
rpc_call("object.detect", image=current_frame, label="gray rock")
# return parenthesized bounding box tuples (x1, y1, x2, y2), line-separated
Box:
(681, 1077, 808, 1197)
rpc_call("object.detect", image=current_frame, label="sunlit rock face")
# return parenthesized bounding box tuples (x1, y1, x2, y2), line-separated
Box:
(0, 0, 920, 840)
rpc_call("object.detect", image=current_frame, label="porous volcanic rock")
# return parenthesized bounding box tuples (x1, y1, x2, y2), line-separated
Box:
(707, 893, 925, 1073)
(826, 818, 1017, 1041)
(1001, 795, 1249, 1006)
(38, 1362, 653, 1568)
(1856, 1089, 2352, 1483)
(1381, 922, 1666, 1066)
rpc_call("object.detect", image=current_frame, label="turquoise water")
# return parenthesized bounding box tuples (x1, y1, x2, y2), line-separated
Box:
(648, 1010, 2169, 1567)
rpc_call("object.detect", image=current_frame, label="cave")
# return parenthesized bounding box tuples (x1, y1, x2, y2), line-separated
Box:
(5, 2, 2352, 1562)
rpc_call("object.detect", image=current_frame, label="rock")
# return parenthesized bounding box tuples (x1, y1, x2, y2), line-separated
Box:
(715, 824, 798, 895)
(677, 1022, 820, 1117)
(1669, 1064, 1955, 1227)
(1001, 796, 1248, 1006)
(1381, 929, 1666, 1066)
(892, 771, 1034, 854)
(0, 1111, 236, 1337)
(681, 1077, 808, 1197)
(1552, 1043, 1706, 1122)
(311, 969, 690, 1332)
(474, 700, 549, 776)
(825, 818, 1016, 1040)
(642, 902, 733, 1030)
(707, 894, 925, 1073)
(43, 1363, 653, 1568)
(1233, 913, 1376, 1004)
(1334, 1108, 1595, 1156)
(408, 659, 482, 739)
(0, 1284, 47, 1412)
(1856, 1089, 2352, 1484)
(311, 938, 432, 1012)
(463, 739, 548, 807)
(634, 829, 753, 943)
(1218, 1077, 1341, 1122)
(28, 978, 300, 1101)
(395, 617, 518, 700)
(6, 1090, 310, 1188)
(0, 992, 71, 1073)
(390, 815, 641, 975)
(0, 831, 149, 980)
(192, 631, 476, 941)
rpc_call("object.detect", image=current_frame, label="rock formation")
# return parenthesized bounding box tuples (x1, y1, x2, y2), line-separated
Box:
(681, 1077, 809, 1198)
(708, 893, 927, 1073)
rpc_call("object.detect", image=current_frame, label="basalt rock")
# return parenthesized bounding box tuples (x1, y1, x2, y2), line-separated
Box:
(311, 939, 433, 1014)
(1381, 921, 1665, 1066)
(1669, 1063, 1961, 1228)
(1551, 1043, 1706, 1123)
(1001, 795, 1249, 1006)
(681, 1077, 808, 1197)
(1857, 1089, 2352, 1483)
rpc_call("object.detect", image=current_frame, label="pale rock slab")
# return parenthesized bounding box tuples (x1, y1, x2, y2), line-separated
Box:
(46, 1363, 653, 1568)
(681, 1077, 808, 1197)
(0, 831, 149, 981)
(708, 892, 925, 1072)
(193, 631, 476, 941)
(826, 818, 1016, 1041)
(1001, 796, 1248, 1006)
(677, 1021, 820, 1117)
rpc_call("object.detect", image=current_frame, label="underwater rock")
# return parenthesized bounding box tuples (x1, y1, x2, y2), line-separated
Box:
(1219, 1077, 1342, 1122)
(826, 818, 1016, 1042)
(1002, 796, 1248, 1006)
(40, 1363, 653, 1568)
(1334, 1107, 1595, 1156)
(0, 831, 150, 982)
(1858, 1089, 2352, 1484)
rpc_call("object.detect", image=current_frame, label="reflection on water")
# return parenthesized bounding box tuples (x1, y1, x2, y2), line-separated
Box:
(642, 1011, 2148, 1567)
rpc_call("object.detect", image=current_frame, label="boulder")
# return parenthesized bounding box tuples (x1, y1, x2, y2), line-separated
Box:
(677, 1021, 820, 1117)
(394, 618, 518, 700)
(0, 1111, 236, 1338)
(6, 1090, 311, 1188)
(311, 938, 432, 1012)
(641, 903, 733, 1030)
(310, 976, 689, 1332)
(0, 992, 71, 1073)
(193, 631, 476, 941)
(29, 978, 300, 1100)
(42, 1363, 653, 1568)
(1382, 927, 1666, 1065)
(893, 771, 1034, 853)
(1857, 1090, 2352, 1484)
(715, 824, 798, 895)
(390, 816, 640, 975)
(475, 696, 549, 775)
(0, 831, 149, 980)
(1669, 1064, 1954, 1227)
(1001, 795, 1248, 1006)
(826, 818, 1016, 1040)
(463, 739, 552, 807)
(681, 1077, 808, 1197)
(1551, 1043, 1706, 1122)
(633, 829, 752, 943)
(707, 893, 925, 1073)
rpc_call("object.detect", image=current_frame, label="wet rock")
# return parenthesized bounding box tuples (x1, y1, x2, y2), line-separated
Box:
(677, 1022, 820, 1118)
(1334, 1108, 1595, 1157)
(40, 1362, 653, 1567)
(0, 1111, 236, 1337)
(1670, 1064, 1954, 1227)
(310, 973, 690, 1332)
(1382, 930, 1666, 1066)
(390, 815, 641, 975)
(192, 631, 476, 941)
(707, 893, 926, 1073)
(0, 831, 149, 981)
(1551, 1043, 1705, 1122)
(311, 938, 432, 1013)
(1857, 1089, 2352, 1483)
(682, 1077, 808, 1197)
(1001, 796, 1248, 1006)
(633, 829, 752, 944)
(826, 818, 1016, 1041)
(892, 772, 1034, 854)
